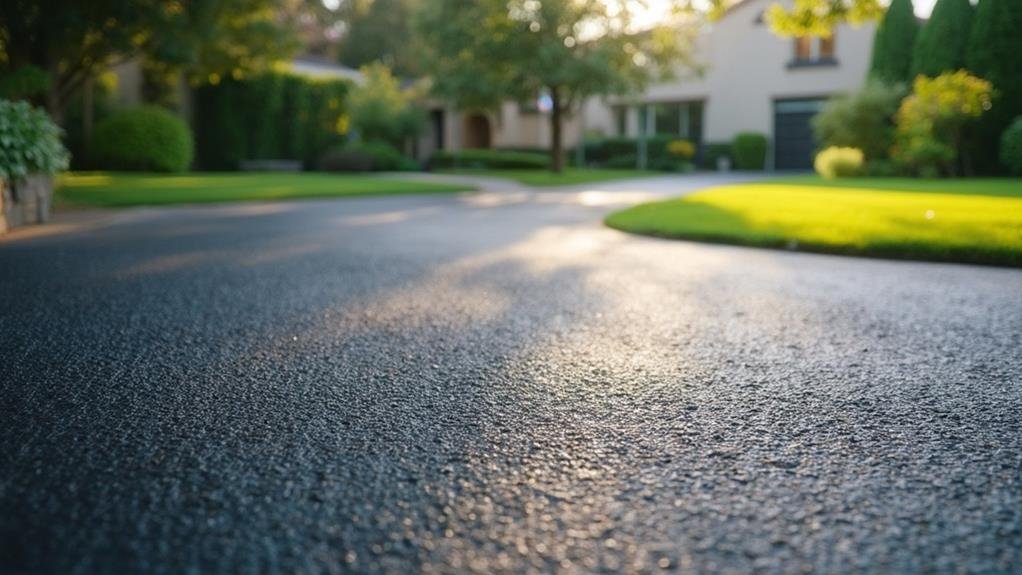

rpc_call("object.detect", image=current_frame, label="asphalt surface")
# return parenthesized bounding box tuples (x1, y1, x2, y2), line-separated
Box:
(1, 174, 1020, 574)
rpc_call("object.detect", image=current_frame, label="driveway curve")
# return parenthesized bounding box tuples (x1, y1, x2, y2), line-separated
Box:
(1, 174, 1020, 573)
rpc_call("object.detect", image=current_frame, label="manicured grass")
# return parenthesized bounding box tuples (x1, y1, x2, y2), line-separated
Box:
(764, 175, 1022, 198)
(440, 168, 656, 187)
(605, 179, 1022, 267)
(56, 172, 475, 207)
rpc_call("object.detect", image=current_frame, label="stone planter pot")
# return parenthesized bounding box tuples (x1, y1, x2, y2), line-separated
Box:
(0, 174, 53, 234)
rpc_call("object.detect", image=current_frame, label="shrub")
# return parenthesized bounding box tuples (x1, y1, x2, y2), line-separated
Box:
(731, 132, 767, 170)
(320, 140, 417, 172)
(893, 71, 993, 176)
(603, 154, 638, 169)
(347, 63, 424, 147)
(91, 106, 193, 172)
(700, 142, 732, 170)
(1000, 117, 1022, 175)
(812, 81, 905, 161)
(429, 149, 549, 170)
(864, 159, 905, 177)
(814, 146, 864, 179)
(0, 99, 70, 180)
(666, 139, 696, 161)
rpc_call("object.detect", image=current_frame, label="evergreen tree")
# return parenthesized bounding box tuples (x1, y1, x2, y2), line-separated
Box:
(911, 0, 973, 78)
(868, 0, 918, 85)
(966, 0, 1022, 173)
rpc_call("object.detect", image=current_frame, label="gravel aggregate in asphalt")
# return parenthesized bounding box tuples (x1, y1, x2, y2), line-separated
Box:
(1, 175, 1020, 573)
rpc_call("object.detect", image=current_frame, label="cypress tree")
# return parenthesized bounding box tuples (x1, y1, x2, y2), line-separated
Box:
(911, 0, 973, 78)
(966, 0, 1022, 173)
(869, 0, 919, 85)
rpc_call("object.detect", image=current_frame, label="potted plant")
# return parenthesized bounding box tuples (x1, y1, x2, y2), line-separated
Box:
(0, 99, 70, 233)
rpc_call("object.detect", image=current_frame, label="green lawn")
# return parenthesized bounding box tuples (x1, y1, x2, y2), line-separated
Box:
(56, 172, 476, 207)
(605, 178, 1022, 267)
(439, 168, 655, 187)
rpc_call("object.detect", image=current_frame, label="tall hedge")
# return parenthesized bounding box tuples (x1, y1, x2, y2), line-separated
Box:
(194, 73, 350, 170)
(869, 0, 918, 85)
(966, 0, 1022, 173)
(911, 0, 973, 78)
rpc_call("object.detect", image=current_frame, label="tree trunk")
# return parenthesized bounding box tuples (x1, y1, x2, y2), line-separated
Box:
(549, 87, 564, 173)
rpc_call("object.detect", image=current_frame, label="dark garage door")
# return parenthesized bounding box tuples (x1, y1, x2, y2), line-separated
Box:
(773, 99, 827, 170)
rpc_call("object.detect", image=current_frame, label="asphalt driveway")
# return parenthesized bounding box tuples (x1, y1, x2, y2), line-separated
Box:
(1, 174, 1020, 573)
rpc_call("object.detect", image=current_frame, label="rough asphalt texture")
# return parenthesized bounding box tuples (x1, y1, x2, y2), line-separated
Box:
(1, 174, 1020, 574)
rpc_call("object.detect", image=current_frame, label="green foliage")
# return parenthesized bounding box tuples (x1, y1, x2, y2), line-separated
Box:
(700, 142, 732, 170)
(893, 71, 993, 176)
(429, 149, 550, 170)
(911, 0, 973, 78)
(0, 99, 70, 180)
(347, 63, 424, 148)
(337, 0, 423, 77)
(765, 0, 883, 37)
(812, 81, 905, 161)
(0, 0, 298, 120)
(194, 73, 351, 170)
(868, 0, 918, 85)
(1000, 118, 1022, 175)
(0, 66, 51, 100)
(814, 146, 864, 178)
(577, 136, 677, 168)
(320, 141, 417, 172)
(415, 0, 696, 171)
(731, 133, 767, 170)
(966, 0, 1022, 174)
(91, 106, 193, 172)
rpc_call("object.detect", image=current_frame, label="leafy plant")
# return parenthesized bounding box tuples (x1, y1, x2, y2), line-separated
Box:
(0, 99, 70, 180)
(347, 63, 425, 148)
(667, 140, 696, 161)
(893, 71, 993, 176)
(1000, 117, 1022, 175)
(814, 146, 864, 178)
(91, 106, 193, 172)
(731, 132, 767, 170)
(812, 81, 905, 161)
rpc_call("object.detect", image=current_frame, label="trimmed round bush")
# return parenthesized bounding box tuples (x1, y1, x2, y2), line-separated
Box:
(91, 106, 193, 172)
(814, 146, 865, 179)
(0, 99, 69, 180)
(731, 132, 768, 170)
(1000, 117, 1022, 175)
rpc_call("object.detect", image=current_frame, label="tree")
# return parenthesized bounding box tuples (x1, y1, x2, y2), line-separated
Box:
(415, 0, 695, 172)
(337, 0, 423, 77)
(347, 62, 425, 148)
(911, 0, 973, 78)
(893, 71, 993, 176)
(0, 0, 297, 124)
(868, 0, 918, 85)
(966, 0, 1022, 173)
(764, 0, 884, 37)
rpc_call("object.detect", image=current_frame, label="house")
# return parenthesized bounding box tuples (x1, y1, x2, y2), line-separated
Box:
(423, 0, 876, 170)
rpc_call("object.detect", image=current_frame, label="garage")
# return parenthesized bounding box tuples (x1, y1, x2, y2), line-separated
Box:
(773, 99, 827, 170)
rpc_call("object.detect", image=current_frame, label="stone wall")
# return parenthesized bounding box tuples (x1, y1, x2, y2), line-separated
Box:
(0, 175, 53, 234)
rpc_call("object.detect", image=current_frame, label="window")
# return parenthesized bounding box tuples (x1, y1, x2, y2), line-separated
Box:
(792, 34, 837, 65)
(638, 101, 704, 141)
